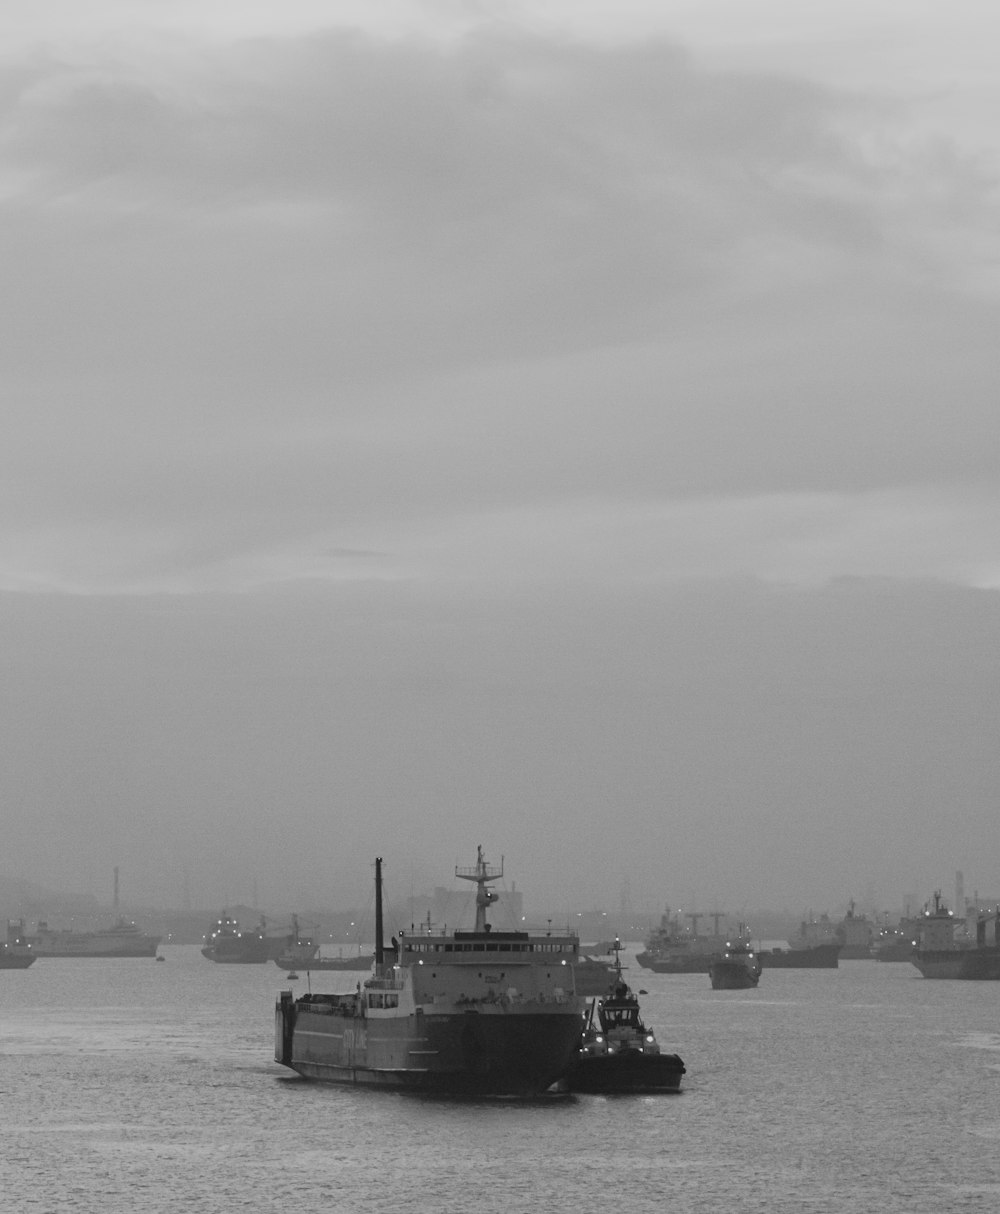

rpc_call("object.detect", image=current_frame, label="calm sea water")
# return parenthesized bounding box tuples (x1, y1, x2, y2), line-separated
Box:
(3, 945, 1000, 1213)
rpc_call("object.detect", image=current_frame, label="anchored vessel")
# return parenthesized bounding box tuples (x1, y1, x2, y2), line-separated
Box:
(565, 941, 685, 1093)
(636, 906, 729, 974)
(274, 918, 372, 971)
(912, 892, 1000, 979)
(275, 950, 374, 972)
(759, 943, 841, 968)
(202, 912, 304, 963)
(709, 926, 762, 990)
(25, 869, 161, 958)
(275, 849, 586, 1095)
(27, 918, 161, 958)
(1, 920, 36, 969)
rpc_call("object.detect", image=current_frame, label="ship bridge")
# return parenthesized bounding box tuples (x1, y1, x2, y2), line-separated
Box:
(398, 933, 578, 961)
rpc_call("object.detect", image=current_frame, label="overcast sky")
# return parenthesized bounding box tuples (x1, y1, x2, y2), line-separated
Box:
(2, 2, 998, 923)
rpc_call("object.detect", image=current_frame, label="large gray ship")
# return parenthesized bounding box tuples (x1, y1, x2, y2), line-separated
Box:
(274, 848, 586, 1095)
(912, 892, 1000, 979)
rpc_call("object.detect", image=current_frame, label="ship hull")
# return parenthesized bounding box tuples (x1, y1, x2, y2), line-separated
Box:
(277, 999, 582, 1096)
(913, 948, 1000, 979)
(566, 1051, 685, 1094)
(874, 942, 916, 962)
(202, 946, 270, 963)
(203, 938, 291, 963)
(635, 952, 710, 975)
(31, 946, 158, 958)
(0, 952, 36, 968)
(759, 944, 841, 969)
(709, 960, 760, 990)
(29, 937, 160, 958)
(274, 954, 373, 972)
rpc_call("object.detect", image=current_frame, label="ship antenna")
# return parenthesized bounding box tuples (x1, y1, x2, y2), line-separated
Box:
(455, 845, 503, 933)
(374, 857, 384, 970)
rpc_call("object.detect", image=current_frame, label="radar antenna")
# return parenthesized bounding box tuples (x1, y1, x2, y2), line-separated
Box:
(455, 845, 504, 933)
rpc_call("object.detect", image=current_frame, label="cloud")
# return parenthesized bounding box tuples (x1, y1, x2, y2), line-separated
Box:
(0, 21, 998, 592)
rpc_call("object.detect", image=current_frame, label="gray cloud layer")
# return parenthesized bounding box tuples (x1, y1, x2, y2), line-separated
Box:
(3, 26, 998, 590)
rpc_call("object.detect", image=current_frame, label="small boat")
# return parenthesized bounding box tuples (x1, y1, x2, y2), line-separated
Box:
(709, 926, 761, 990)
(564, 941, 685, 1093)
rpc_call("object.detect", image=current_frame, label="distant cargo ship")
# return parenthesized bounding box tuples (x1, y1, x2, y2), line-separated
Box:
(636, 906, 728, 974)
(202, 912, 299, 963)
(912, 892, 1000, 979)
(790, 903, 874, 959)
(759, 943, 841, 968)
(1, 920, 36, 968)
(25, 867, 161, 958)
(27, 918, 161, 958)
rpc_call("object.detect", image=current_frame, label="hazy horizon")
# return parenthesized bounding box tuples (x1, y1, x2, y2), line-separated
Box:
(3, 575, 997, 915)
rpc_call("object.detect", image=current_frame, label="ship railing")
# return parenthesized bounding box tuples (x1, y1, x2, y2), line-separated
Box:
(365, 975, 404, 992)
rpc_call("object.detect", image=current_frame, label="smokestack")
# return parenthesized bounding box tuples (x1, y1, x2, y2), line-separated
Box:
(956, 870, 965, 917)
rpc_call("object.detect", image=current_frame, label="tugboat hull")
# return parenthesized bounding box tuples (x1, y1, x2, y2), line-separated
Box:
(567, 1052, 685, 1093)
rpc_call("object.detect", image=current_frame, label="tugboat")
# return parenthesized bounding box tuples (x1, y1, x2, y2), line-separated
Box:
(708, 925, 762, 990)
(274, 848, 586, 1096)
(564, 941, 685, 1093)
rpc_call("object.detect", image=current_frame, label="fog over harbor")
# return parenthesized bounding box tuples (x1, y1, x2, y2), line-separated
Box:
(2, 2, 999, 917)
